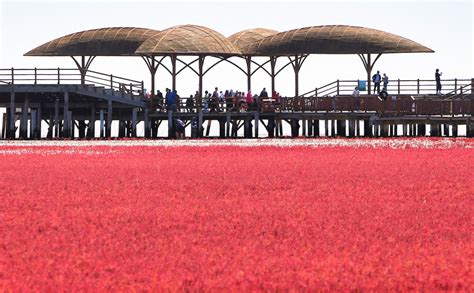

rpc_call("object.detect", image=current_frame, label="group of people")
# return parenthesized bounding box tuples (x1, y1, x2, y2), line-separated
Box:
(144, 86, 281, 112)
(352, 69, 443, 100)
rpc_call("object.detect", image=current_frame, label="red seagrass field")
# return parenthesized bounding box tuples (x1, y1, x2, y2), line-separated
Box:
(0, 139, 472, 291)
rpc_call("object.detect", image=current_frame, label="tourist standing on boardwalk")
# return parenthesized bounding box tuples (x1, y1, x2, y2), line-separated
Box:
(383, 73, 389, 91)
(372, 71, 381, 94)
(435, 69, 442, 94)
(260, 88, 269, 98)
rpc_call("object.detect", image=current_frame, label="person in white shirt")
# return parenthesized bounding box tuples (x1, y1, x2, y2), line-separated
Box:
(352, 86, 360, 97)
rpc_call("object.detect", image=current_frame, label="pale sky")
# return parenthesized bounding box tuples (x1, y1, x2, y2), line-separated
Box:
(1, 0, 473, 97)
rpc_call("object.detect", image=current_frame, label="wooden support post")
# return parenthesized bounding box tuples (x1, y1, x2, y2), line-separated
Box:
(307, 120, 313, 136)
(63, 91, 70, 138)
(1, 112, 6, 139)
(47, 111, 53, 139)
(467, 120, 474, 137)
(167, 110, 173, 138)
(254, 111, 259, 138)
(268, 117, 275, 138)
(132, 108, 137, 137)
(37, 103, 42, 139)
(380, 124, 388, 137)
(443, 124, 450, 137)
(118, 109, 126, 138)
(152, 120, 159, 138)
(430, 124, 440, 137)
(205, 120, 212, 137)
(364, 119, 372, 137)
(78, 121, 86, 139)
(99, 110, 105, 138)
(418, 124, 426, 136)
(348, 120, 355, 138)
(453, 124, 458, 137)
(8, 91, 16, 139)
(54, 99, 61, 138)
(20, 95, 29, 139)
(324, 120, 329, 137)
(30, 110, 37, 140)
(336, 120, 345, 137)
(331, 120, 337, 137)
(106, 98, 112, 138)
(198, 109, 203, 138)
(291, 119, 299, 137)
(219, 119, 225, 138)
(69, 111, 74, 138)
(144, 108, 151, 138)
(226, 111, 231, 138)
(313, 119, 320, 137)
(402, 123, 408, 136)
(279, 119, 283, 137)
(88, 104, 96, 138)
(302, 118, 307, 136)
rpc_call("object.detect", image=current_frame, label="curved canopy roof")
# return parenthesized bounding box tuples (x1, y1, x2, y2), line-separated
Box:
(227, 28, 279, 54)
(24, 25, 434, 58)
(135, 25, 240, 56)
(25, 27, 161, 56)
(245, 25, 434, 56)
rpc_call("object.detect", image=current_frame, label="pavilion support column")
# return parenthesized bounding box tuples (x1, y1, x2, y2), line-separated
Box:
(358, 53, 382, 95)
(171, 55, 177, 91)
(246, 56, 252, 92)
(71, 56, 96, 85)
(198, 56, 205, 98)
(270, 56, 277, 94)
(142, 56, 160, 99)
(290, 54, 308, 97)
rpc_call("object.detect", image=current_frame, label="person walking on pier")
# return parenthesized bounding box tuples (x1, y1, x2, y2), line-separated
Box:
(435, 69, 442, 94)
(382, 73, 389, 92)
(372, 71, 381, 94)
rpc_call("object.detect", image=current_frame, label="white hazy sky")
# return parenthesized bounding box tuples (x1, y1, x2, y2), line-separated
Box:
(0, 0, 473, 97)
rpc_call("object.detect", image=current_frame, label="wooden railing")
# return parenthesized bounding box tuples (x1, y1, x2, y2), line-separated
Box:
(0, 68, 144, 96)
(301, 78, 474, 97)
(145, 95, 473, 116)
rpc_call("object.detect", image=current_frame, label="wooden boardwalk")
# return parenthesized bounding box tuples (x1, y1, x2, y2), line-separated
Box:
(0, 69, 473, 139)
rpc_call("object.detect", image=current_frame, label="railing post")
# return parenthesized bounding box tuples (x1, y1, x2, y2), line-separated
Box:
(129, 83, 133, 94)
(11, 67, 14, 84)
(34, 68, 37, 84)
(336, 79, 340, 96)
(397, 79, 400, 94)
(110, 74, 113, 89)
(417, 79, 420, 94)
(57, 68, 60, 84)
(454, 78, 457, 94)
(141, 81, 144, 96)
(315, 87, 318, 97)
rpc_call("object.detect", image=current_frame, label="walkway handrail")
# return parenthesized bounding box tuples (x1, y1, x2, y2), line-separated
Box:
(302, 78, 473, 97)
(443, 83, 472, 99)
(0, 67, 144, 96)
(144, 95, 473, 116)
